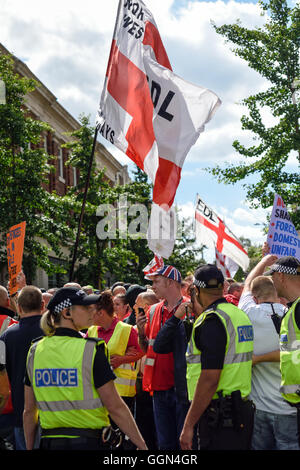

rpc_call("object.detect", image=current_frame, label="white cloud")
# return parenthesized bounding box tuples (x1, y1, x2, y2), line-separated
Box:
(1, 0, 287, 251)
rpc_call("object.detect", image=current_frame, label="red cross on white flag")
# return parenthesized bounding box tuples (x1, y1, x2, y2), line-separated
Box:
(195, 195, 249, 272)
(96, 0, 221, 258)
(215, 248, 239, 279)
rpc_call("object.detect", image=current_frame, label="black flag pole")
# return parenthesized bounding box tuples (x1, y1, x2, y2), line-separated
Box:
(69, 128, 98, 282)
(69, 1, 122, 282)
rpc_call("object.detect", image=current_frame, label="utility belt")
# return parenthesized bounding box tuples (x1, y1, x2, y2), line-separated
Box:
(285, 400, 300, 447)
(203, 390, 254, 431)
(41, 425, 123, 449)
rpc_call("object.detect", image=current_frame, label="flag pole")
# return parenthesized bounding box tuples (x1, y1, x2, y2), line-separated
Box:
(69, 128, 98, 281)
(69, 2, 122, 281)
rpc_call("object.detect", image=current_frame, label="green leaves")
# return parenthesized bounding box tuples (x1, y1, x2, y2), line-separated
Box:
(209, 0, 300, 222)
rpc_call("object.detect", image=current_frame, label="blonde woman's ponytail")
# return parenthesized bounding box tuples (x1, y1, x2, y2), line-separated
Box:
(40, 310, 57, 336)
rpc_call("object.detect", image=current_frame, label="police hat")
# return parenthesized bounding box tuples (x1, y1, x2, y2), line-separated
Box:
(264, 256, 300, 276)
(47, 287, 101, 316)
(193, 264, 224, 289)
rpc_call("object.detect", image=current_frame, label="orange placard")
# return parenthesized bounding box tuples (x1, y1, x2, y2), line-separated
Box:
(6, 221, 26, 296)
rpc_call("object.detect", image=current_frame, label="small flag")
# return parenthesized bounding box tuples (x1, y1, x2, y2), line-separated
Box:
(195, 195, 249, 271)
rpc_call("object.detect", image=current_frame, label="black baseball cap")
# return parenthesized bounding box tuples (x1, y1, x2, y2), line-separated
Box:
(193, 264, 224, 289)
(125, 284, 147, 309)
(264, 256, 300, 276)
(47, 287, 101, 315)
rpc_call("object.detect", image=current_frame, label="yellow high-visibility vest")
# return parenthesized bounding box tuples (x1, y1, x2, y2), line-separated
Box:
(186, 303, 253, 401)
(26, 335, 110, 434)
(280, 298, 300, 404)
(88, 321, 138, 397)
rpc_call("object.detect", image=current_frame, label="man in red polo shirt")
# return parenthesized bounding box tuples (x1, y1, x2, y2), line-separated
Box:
(136, 265, 189, 450)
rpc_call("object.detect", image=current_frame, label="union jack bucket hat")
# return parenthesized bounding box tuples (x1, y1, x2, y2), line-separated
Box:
(145, 265, 182, 283)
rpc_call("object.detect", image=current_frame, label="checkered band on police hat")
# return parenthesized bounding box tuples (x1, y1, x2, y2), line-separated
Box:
(193, 264, 224, 289)
(54, 298, 72, 315)
(193, 278, 207, 288)
(266, 256, 300, 276)
(272, 264, 299, 276)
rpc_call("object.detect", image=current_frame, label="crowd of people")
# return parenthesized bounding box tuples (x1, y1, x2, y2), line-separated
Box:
(0, 245, 299, 451)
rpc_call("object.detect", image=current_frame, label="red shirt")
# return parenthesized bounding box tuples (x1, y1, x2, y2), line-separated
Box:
(145, 303, 175, 391)
(91, 317, 141, 351)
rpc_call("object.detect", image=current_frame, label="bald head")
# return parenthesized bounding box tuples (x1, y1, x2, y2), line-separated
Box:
(0, 286, 9, 308)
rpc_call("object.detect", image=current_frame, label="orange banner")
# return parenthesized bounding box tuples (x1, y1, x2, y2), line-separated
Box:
(6, 221, 26, 296)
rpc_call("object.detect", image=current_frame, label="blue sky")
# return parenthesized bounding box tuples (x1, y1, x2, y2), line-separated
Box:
(2, 0, 298, 253)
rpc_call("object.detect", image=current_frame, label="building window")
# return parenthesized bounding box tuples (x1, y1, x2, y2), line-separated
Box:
(73, 167, 77, 187)
(58, 147, 65, 182)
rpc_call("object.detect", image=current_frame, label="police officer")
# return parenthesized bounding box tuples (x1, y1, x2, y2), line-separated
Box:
(23, 287, 147, 451)
(265, 256, 300, 447)
(177, 264, 255, 450)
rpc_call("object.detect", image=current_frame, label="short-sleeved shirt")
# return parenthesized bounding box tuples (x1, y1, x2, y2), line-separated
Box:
(238, 292, 295, 415)
(91, 317, 142, 353)
(194, 298, 228, 370)
(25, 328, 115, 389)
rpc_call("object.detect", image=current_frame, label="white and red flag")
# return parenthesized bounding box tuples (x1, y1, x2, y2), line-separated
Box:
(215, 248, 239, 279)
(143, 254, 164, 276)
(195, 195, 249, 272)
(96, 0, 221, 258)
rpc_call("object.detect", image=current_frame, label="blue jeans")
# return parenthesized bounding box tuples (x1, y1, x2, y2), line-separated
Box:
(14, 427, 26, 450)
(251, 409, 300, 450)
(152, 388, 189, 450)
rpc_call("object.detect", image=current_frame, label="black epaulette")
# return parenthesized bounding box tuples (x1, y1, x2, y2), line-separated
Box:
(31, 336, 44, 344)
(85, 337, 105, 348)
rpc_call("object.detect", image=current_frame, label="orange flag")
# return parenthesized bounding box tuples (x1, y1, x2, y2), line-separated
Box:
(6, 221, 26, 296)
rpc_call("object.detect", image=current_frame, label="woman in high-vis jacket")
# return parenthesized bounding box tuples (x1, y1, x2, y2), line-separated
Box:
(23, 287, 147, 451)
(87, 291, 144, 406)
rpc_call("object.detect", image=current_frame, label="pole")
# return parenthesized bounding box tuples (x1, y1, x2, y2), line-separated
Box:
(69, 128, 98, 281)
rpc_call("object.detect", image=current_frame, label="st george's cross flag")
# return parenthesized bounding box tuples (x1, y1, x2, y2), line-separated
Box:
(195, 195, 249, 272)
(215, 248, 239, 279)
(96, 0, 221, 258)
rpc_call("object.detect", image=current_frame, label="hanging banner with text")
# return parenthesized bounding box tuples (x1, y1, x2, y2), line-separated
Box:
(6, 221, 26, 296)
(267, 194, 300, 260)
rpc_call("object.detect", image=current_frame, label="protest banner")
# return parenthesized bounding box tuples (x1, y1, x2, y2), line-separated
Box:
(267, 194, 300, 260)
(6, 221, 26, 296)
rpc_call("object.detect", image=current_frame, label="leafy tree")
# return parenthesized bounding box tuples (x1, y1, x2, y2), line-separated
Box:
(208, 0, 300, 225)
(0, 54, 73, 283)
(63, 115, 155, 288)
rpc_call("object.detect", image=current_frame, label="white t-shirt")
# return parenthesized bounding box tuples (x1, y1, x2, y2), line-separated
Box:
(238, 292, 295, 415)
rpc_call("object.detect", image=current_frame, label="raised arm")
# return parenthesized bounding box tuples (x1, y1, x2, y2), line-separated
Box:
(244, 254, 278, 292)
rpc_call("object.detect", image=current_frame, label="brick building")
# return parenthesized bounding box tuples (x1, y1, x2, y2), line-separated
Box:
(0, 43, 130, 289)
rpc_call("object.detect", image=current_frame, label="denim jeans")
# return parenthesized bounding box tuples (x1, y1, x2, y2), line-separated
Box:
(251, 409, 300, 450)
(14, 427, 26, 450)
(152, 388, 189, 450)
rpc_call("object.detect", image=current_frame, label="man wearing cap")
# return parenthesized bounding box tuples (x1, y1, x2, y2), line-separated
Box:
(178, 264, 255, 450)
(264, 255, 300, 445)
(136, 265, 189, 450)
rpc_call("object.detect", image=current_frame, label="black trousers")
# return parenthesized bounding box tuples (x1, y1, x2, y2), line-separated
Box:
(197, 399, 255, 450)
(39, 436, 106, 451)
